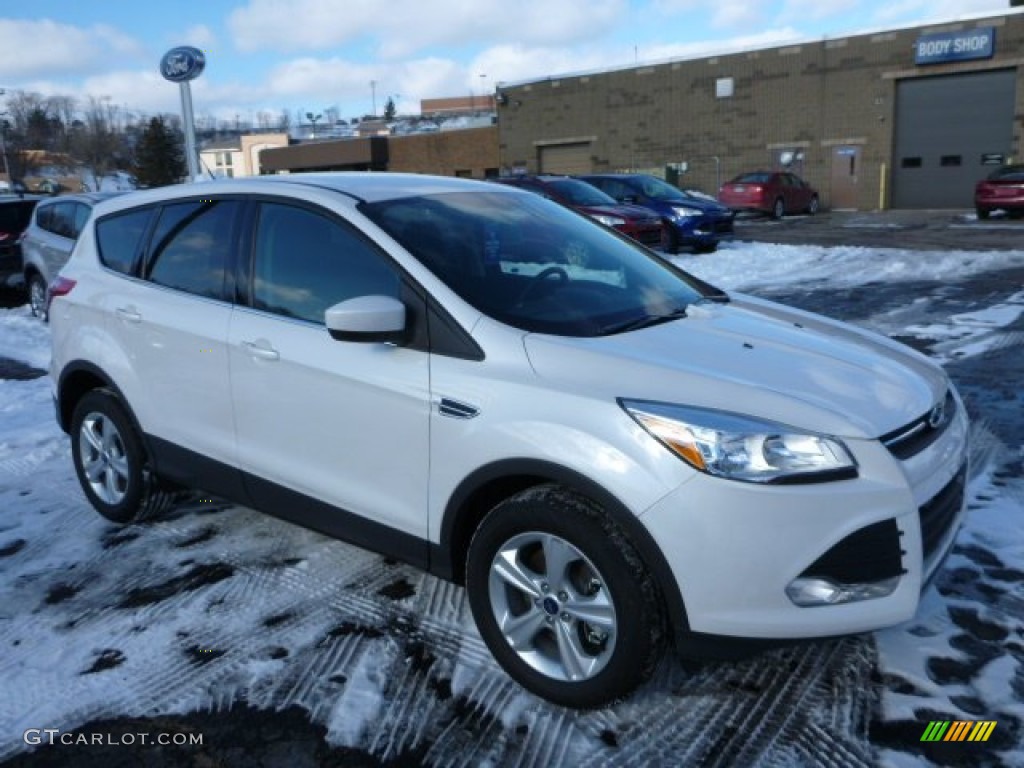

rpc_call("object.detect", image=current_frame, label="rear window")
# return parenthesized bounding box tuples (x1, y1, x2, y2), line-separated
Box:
(988, 165, 1024, 182)
(733, 173, 772, 184)
(96, 208, 155, 275)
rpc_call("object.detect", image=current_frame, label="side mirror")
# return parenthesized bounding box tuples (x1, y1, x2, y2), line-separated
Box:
(325, 295, 406, 344)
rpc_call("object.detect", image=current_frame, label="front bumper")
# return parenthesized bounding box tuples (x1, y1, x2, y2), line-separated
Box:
(639, 396, 969, 641)
(675, 213, 735, 245)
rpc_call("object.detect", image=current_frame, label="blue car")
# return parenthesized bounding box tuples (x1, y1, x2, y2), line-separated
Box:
(577, 174, 734, 254)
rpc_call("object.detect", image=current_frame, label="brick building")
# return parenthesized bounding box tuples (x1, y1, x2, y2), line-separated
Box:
(496, 10, 1024, 210)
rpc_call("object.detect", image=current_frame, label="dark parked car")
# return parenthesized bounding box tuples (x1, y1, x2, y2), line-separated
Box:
(0, 196, 42, 289)
(577, 174, 733, 254)
(718, 171, 819, 219)
(21, 192, 119, 318)
(492, 175, 664, 248)
(975, 164, 1024, 219)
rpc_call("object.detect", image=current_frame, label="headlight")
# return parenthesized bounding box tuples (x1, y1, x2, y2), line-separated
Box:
(592, 214, 626, 227)
(671, 206, 701, 218)
(620, 400, 857, 484)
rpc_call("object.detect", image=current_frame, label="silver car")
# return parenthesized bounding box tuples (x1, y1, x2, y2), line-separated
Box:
(21, 193, 120, 318)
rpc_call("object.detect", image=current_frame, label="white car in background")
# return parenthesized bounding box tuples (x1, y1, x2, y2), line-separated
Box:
(21, 192, 119, 319)
(48, 173, 968, 707)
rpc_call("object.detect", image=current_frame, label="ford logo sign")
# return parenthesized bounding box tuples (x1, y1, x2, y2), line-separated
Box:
(928, 401, 946, 430)
(160, 46, 206, 83)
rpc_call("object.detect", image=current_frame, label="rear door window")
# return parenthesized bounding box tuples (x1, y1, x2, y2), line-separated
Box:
(145, 200, 240, 300)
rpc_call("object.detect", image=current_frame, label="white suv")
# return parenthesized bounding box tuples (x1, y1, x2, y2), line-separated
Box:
(50, 174, 969, 707)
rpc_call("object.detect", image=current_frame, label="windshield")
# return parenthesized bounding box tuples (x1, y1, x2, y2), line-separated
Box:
(545, 179, 618, 207)
(634, 176, 689, 202)
(362, 190, 710, 337)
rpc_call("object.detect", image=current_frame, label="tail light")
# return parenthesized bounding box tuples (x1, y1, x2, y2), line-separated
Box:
(46, 276, 76, 314)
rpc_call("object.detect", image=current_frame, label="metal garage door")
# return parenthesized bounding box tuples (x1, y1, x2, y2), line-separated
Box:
(892, 69, 1016, 208)
(538, 143, 592, 174)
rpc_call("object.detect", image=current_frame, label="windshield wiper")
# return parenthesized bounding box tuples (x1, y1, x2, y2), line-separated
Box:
(600, 306, 689, 335)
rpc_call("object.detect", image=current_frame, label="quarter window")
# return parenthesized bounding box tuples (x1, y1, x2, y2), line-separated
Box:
(96, 208, 155, 276)
(146, 201, 239, 300)
(252, 202, 400, 324)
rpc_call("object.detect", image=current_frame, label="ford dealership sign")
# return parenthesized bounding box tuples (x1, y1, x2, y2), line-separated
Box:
(915, 27, 994, 66)
(160, 46, 206, 83)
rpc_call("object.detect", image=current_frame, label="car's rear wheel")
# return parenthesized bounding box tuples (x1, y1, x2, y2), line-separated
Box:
(27, 273, 47, 320)
(70, 390, 174, 524)
(772, 198, 785, 220)
(466, 484, 663, 708)
(976, 207, 991, 220)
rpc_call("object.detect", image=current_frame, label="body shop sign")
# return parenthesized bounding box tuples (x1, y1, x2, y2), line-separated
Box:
(915, 27, 994, 65)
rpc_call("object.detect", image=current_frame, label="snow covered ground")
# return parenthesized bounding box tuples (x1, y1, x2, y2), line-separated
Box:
(0, 240, 1022, 766)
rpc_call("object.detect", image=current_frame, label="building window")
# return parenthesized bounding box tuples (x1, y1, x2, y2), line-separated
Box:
(940, 155, 962, 167)
(716, 77, 734, 99)
(217, 152, 233, 167)
(901, 157, 922, 169)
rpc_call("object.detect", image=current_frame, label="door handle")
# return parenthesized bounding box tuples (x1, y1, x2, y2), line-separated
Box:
(116, 307, 141, 323)
(242, 340, 280, 361)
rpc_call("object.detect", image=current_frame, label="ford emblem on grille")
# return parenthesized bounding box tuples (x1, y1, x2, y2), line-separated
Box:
(928, 401, 946, 429)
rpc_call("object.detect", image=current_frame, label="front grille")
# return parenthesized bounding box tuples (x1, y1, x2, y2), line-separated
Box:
(919, 465, 966, 563)
(881, 390, 956, 460)
(800, 519, 904, 584)
(713, 216, 735, 235)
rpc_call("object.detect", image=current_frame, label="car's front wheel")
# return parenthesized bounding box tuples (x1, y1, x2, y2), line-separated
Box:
(976, 207, 991, 220)
(661, 223, 680, 254)
(772, 197, 785, 219)
(70, 389, 174, 524)
(807, 195, 820, 215)
(27, 273, 47, 320)
(466, 485, 663, 708)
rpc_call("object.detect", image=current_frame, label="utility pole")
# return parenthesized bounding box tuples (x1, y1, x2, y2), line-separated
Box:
(370, 80, 377, 117)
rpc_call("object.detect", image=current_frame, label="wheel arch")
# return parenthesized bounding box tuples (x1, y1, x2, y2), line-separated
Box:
(434, 458, 691, 642)
(57, 361, 144, 442)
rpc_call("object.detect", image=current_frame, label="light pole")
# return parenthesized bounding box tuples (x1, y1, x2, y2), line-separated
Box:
(306, 111, 322, 139)
(0, 89, 11, 188)
(479, 74, 488, 112)
(370, 80, 377, 117)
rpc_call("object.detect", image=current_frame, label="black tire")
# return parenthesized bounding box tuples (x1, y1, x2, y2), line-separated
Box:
(27, 273, 47, 320)
(70, 389, 173, 524)
(466, 484, 664, 708)
(661, 223, 680, 254)
(976, 207, 990, 220)
(693, 241, 718, 254)
(807, 195, 819, 215)
(772, 197, 785, 220)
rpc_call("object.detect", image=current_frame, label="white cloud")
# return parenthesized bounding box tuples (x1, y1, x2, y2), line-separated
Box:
(872, 0, 1012, 25)
(228, 0, 626, 58)
(0, 19, 145, 79)
(176, 23, 217, 51)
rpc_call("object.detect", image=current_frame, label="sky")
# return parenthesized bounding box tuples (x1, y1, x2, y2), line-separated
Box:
(0, 0, 1017, 126)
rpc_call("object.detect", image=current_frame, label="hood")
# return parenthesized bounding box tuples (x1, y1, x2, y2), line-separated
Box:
(523, 294, 946, 439)
(577, 203, 660, 223)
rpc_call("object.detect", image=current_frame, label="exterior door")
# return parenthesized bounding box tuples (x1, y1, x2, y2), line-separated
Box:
(830, 146, 860, 210)
(106, 199, 241, 466)
(228, 199, 430, 539)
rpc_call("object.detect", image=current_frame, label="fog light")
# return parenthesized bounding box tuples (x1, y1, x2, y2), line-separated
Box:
(786, 576, 900, 607)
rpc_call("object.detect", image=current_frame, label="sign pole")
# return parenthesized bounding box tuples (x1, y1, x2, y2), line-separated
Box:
(179, 81, 199, 180)
(160, 46, 206, 183)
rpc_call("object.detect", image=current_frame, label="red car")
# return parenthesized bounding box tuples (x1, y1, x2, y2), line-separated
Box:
(492, 175, 664, 247)
(975, 165, 1024, 219)
(718, 171, 820, 219)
